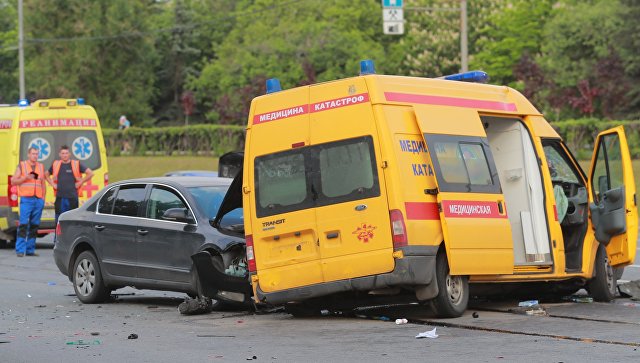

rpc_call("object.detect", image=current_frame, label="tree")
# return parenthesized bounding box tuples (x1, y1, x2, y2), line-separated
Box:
(191, 0, 393, 124)
(0, 0, 18, 103)
(24, 0, 158, 127)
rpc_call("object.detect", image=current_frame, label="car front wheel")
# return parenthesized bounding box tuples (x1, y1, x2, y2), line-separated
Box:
(73, 251, 111, 303)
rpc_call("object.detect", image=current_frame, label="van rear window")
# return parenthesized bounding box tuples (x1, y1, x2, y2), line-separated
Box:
(254, 136, 379, 217)
(20, 130, 101, 170)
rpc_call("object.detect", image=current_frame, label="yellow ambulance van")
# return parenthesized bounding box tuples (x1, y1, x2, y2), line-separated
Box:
(0, 98, 109, 247)
(201, 60, 637, 318)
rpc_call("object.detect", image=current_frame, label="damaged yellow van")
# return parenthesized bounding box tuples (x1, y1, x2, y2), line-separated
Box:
(200, 60, 637, 318)
(0, 98, 109, 246)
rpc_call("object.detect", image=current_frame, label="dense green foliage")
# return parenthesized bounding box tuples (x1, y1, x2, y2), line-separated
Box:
(0, 0, 639, 126)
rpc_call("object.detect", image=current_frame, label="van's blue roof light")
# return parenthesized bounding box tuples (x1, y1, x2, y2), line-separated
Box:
(442, 70, 489, 83)
(18, 99, 29, 107)
(77, 98, 85, 105)
(359, 60, 376, 75)
(266, 78, 282, 94)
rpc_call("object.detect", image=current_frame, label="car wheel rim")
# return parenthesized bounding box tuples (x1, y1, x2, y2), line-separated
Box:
(75, 258, 95, 296)
(446, 274, 463, 305)
(604, 255, 615, 294)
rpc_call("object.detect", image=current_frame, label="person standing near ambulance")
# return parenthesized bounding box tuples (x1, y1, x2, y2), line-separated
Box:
(11, 146, 47, 257)
(45, 145, 94, 230)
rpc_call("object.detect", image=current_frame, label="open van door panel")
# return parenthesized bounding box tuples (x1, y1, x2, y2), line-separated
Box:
(588, 126, 638, 266)
(413, 105, 514, 275)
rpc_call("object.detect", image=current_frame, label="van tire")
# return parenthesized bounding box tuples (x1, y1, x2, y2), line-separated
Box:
(430, 252, 469, 318)
(587, 244, 617, 302)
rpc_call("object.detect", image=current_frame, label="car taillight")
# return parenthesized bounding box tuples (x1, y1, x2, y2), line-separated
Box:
(8, 176, 18, 207)
(246, 234, 256, 272)
(56, 222, 62, 237)
(104, 172, 109, 186)
(390, 209, 408, 248)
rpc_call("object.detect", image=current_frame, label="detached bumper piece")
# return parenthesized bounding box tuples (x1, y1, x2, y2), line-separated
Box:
(191, 251, 253, 304)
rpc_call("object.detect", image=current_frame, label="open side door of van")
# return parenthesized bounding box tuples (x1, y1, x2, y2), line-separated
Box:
(588, 126, 638, 266)
(413, 105, 514, 275)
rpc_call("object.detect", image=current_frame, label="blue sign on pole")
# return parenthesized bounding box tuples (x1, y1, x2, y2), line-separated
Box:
(382, 0, 403, 7)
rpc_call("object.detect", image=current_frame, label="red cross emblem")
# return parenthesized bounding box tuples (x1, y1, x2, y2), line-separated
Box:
(352, 223, 376, 243)
(81, 179, 99, 198)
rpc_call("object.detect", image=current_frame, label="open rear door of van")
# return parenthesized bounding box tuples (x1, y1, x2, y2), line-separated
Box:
(413, 105, 513, 275)
(588, 126, 638, 266)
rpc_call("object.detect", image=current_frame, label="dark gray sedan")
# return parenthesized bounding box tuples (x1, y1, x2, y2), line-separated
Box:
(53, 177, 246, 306)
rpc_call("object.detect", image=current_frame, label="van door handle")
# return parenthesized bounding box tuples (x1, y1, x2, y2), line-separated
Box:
(355, 204, 367, 211)
(137, 229, 149, 236)
(326, 232, 339, 239)
(497, 201, 504, 214)
(94, 225, 105, 231)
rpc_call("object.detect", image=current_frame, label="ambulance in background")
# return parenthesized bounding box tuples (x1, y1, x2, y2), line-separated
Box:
(0, 98, 109, 247)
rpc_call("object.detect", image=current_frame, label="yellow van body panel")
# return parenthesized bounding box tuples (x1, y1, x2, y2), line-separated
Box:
(0, 99, 108, 239)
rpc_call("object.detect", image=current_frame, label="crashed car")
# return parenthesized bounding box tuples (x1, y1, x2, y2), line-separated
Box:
(53, 176, 246, 308)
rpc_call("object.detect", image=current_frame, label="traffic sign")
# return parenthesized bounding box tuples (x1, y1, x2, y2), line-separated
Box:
(383, 21, 404, 35)
(382, 0, 403, 7)
(383, 8, 403, 22)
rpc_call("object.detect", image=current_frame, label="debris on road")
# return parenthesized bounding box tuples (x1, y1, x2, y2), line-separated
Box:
(415, 328, 438, 339)
(66, 339, 101, 346)
(518, 300, 539, 307)
(618, 280, 640, 301)
(127, 333, 138, 340)
(472, 312, 479, 318)
(178, 297, 212, 315)
(395, 318, 408, 325)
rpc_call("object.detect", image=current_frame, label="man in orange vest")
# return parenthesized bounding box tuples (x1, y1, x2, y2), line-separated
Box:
(10, 146, 47, 257)
(45, 145, 94, 232)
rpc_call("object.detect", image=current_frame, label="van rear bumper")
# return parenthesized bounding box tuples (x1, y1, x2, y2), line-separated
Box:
(255, 246, 438, 305)
(0, 206, 56, 240)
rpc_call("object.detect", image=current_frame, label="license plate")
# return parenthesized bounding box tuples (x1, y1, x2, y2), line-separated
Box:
(41, 209, 55, 220)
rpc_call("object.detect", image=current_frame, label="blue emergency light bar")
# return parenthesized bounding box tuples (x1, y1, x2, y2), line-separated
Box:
(266, 78, 282, 94)
(77, 98, 85, 105)
(360, 60, 376, 75)
(442, 70, 489, 83)
(18, 99, 30, 107)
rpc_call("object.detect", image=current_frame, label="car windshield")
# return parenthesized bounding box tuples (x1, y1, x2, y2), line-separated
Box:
(188, 185, 243, 225)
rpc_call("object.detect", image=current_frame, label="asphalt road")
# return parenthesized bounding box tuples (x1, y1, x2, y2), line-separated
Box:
(0, 234, 639, 362)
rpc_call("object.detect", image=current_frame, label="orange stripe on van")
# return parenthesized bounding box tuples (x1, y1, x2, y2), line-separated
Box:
(384, 92, 517, 112)
(405, 202, 440, 220)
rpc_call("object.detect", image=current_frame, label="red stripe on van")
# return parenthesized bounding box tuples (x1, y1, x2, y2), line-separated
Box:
(19, 119, 97, 128)
(310, 93, 369, 113)
(405, 202, 440, 220)
(0, 120, 12, 129)
(253, 104, 309, 124)
(384, 92, 518, 112)
(0, 196, 8, 205)
(441, 200, 508, 219)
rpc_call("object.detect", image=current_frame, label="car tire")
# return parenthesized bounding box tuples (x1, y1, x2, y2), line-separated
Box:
(429, 251, 469, 318)
(73, 251, 111, 304)
(587, 244, 617, 302)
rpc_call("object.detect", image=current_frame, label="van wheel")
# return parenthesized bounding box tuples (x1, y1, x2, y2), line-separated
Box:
(587, 244, 617, 302)
(73, 251, 111, 304)
(429, 252, 469, 318)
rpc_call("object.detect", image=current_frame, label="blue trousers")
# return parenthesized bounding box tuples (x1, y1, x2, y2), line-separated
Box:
(54, 197, 77, 242)
(16, 196, 45, 255)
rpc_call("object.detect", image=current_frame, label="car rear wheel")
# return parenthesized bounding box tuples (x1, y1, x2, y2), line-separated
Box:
(587, 244, 617, 302)
(429, 252, 469, 318)
(73, 251, 111, 303)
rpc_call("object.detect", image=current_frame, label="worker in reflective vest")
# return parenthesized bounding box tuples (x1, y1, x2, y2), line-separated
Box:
(45, 145, 94, 232)
(10, 146, 46, 257)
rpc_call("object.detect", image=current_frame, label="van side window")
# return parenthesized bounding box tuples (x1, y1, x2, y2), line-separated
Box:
(590, 134, 623, 203)
(542, 144, 581, 184)
(425, 135, 500, 193)
(254, 136, 379, 217)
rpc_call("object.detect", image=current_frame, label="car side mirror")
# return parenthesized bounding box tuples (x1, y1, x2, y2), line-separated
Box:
(162, 208, 195, 224)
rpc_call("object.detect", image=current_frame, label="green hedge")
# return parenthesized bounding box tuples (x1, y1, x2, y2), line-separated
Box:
(103, 125, 245, 156)
(550, 119, 640, 159)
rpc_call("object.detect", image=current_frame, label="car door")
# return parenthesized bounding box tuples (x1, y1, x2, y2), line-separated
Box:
(414, 105, 514, 275)
(588, 126, 638, 266)
(94, 184, 146, 278)
(136, 184, 203, 284)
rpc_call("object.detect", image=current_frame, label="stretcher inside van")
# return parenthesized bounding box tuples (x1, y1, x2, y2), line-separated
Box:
(198, 61, 637, 318)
